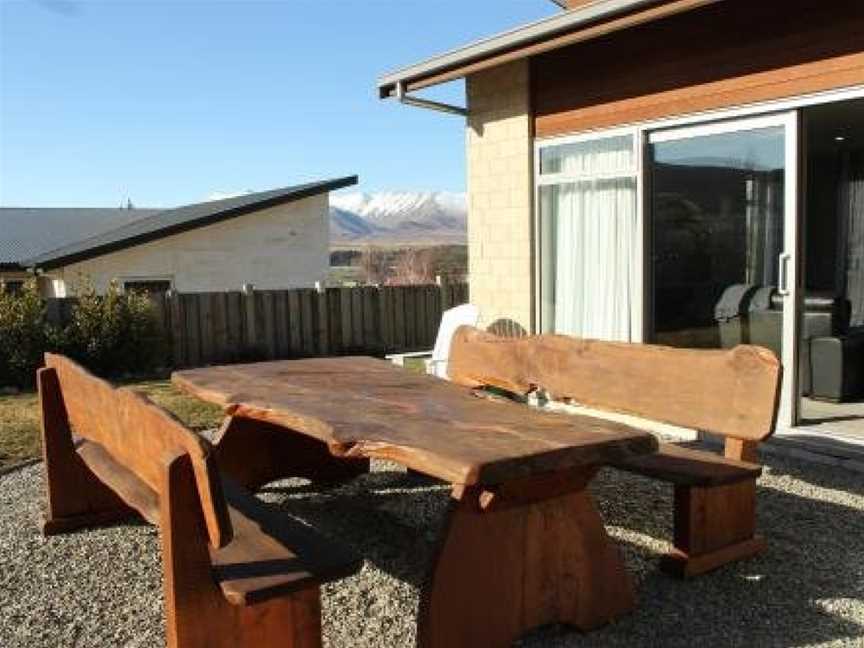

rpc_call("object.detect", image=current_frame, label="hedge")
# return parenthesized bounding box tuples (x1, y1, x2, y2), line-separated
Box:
(0, 278, 168, 389)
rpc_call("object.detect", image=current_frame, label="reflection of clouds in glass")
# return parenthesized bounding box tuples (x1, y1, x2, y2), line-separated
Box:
(654, 127, 785, 171)
(31, 0, 83, 17)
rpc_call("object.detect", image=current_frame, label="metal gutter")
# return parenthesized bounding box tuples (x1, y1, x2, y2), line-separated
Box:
(396, 82, 467, 117)
(378, 0, 721, 98)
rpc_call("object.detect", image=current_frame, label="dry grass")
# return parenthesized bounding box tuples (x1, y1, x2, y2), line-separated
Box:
(0, 380, 224, 469)
(126, 380, 224, 432)
(0, 391, 41, 467)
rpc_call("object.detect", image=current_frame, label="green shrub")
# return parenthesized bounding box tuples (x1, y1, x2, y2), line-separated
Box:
(57, 278, 168, 378)
(0, 279, 49, 388)
(0, 277, 168, 388)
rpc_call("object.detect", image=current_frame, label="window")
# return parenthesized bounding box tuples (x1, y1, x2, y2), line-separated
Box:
(124, 279, 172, 295)
(537, 131, 639, 341)
(1, 279, 24, 295)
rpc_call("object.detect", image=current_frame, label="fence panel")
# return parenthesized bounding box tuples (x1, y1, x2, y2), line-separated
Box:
(43, 282, 469, 369)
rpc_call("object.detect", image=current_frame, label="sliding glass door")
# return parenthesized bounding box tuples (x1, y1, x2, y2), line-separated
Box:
(647, 113, 799, 427)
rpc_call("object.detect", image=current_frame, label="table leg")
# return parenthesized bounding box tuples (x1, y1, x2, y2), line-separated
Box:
(213, 416, 369, 490)
(417, 470, 634, 648)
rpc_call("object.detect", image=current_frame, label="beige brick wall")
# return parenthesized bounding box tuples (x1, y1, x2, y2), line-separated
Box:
(44, 195, 329, 297)
(465, 60, 534, 335)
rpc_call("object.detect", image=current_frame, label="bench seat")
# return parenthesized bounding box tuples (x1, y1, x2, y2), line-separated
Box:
(77, 439, 361, 606)
(446, 328, 782, 578)
(611, 442, 762, 487)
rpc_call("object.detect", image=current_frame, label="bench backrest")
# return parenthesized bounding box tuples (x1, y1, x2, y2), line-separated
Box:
(448, 327, 781, 443)
(44, 353, 232, 548)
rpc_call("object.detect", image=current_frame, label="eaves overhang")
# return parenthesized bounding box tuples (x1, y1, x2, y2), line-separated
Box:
(378, 0, 722, 99)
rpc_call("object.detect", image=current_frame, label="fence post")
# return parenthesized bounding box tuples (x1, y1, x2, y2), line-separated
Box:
(437, 275, 451, 312)
(242, 283, 257, 353)
(315, 281, 329, 356)
(44, 298, 62, 328)
(378, 284, 392, 354)
(165, 289, 182, 367)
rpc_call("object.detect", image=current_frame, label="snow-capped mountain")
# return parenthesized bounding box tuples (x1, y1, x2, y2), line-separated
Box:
(329, 191, 466, 245)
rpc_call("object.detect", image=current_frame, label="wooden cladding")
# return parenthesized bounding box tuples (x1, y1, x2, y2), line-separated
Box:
(532, 0, 864, 137)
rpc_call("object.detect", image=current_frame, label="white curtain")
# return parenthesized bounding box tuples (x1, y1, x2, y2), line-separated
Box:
(541, 135, 637, 341)
(840, 152, 864, 326)
(745, 170, 784, 286)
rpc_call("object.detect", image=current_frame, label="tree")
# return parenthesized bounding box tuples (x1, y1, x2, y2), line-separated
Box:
(359, 245, 389, 285)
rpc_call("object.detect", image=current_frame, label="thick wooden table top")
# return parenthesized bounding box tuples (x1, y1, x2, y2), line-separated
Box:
(173, 357, 658, 486)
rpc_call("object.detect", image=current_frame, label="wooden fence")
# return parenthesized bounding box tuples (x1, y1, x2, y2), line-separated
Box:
(47, 283, 468, 369)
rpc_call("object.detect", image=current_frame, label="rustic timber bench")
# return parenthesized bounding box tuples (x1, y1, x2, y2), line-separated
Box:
(38, 353, 361, 648)
(447, 327, 782, 579)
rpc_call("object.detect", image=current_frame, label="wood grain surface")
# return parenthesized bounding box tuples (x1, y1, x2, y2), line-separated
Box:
(173, 357, 657, 485)
(448, 327, 781, 442)
(44, 353, 232, 548)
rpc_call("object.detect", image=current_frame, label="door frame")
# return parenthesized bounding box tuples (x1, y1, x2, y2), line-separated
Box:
(532, 84, 864, 430)
(644, 112, 800, 428)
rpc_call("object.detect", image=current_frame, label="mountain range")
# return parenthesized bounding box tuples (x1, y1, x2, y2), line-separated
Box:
(329, 191, 466, 246)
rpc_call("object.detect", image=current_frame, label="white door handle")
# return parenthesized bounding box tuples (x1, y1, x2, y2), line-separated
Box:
(777, 252, 791, 296)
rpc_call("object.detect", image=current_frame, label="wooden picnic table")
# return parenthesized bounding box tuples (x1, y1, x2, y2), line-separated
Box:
(173, 356, 658, 647)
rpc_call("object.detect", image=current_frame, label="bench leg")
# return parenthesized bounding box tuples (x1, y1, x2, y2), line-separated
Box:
(162, 454, 323, 648)
(38, 368, 135, 535)
(213, 415, 369, 490)
(661, 480, 765, 578)
(417, 473, 634, 648)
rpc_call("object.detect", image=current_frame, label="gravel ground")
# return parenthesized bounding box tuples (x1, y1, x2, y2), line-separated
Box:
(1, 449, 863, 647)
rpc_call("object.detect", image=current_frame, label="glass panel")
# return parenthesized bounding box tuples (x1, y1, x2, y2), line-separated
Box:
(539, 133, 637, 341)
(799, 98, 864, 426)
(650, 126, 785, 350)
(540, 135, 635, 176)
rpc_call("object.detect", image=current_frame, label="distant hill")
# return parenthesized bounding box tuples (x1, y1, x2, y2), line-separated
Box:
(330, 191, 466, 246)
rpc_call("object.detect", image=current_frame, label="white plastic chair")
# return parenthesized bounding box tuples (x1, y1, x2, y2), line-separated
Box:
(387, 303, 480, 380)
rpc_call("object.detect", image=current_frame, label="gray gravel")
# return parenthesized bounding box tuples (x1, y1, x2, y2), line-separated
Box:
(1, 449, 863, 647)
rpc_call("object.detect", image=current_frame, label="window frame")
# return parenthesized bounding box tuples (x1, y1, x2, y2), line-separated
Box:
(533, 126, 643, 338)
(121, 276, 174, 295)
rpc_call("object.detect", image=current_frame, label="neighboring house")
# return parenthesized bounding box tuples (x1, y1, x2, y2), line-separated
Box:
(1, 176, 357, 296)
(379, 0, 864, 431)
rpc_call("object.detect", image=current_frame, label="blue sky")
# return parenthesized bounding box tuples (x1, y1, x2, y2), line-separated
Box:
(0, 0, 555, 207)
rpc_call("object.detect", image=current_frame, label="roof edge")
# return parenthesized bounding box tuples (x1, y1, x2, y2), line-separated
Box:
(28, 175, 358, 271)
(378, 0, 720, 97)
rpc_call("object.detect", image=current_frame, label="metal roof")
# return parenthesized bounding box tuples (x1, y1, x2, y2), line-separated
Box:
(6, 176, 357, 271)
(0, 208, 160, 268)
(378, 0, 719, 98)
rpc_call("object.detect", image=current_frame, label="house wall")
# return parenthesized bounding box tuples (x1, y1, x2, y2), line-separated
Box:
(45, 194, 329, 296)
(533, 0, 864, 137)
(465, 59, 534, 335)
(461, 0, 864, 338)
(0, 270, 28, 291)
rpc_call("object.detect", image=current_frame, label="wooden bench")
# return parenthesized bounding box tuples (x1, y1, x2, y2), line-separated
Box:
(38, 353, 361, 648)
(447, 327, 782, 579)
